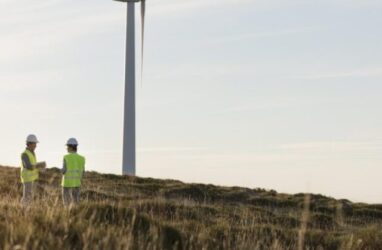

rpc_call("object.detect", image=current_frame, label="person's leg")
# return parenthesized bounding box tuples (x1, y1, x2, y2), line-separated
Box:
(21, 182, 33, 205)
(73, 187, 81, 204)
(62, 187, 71, 206)
(69, 188, 74, 205)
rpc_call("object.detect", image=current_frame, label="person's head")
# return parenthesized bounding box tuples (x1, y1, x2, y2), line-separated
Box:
(26, 134, 39, 151)
(66, 138, 79, 153)
(27, 142, 37, 151)
(67, 145, 77, 153)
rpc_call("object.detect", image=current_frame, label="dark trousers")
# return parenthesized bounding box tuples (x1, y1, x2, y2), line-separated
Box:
(21, 182, 34, 205)
(62, 187, 81, 206)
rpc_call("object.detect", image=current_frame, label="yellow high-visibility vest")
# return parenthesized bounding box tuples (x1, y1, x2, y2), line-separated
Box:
(20, 149, 39, 183)
(62, 153, 85, 188)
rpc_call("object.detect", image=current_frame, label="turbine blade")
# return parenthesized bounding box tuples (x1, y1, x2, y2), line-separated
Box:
(140, 0, 146, 86)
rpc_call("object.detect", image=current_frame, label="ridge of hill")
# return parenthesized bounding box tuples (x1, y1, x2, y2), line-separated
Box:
(0, 165, 381, 249)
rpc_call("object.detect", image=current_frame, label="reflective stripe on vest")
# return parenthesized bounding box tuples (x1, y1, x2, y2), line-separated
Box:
(20, 150, 39, 183)
(62, 153, 85, 187)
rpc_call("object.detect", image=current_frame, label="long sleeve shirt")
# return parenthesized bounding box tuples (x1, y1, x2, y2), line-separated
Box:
(21, 149, 35, 170)
(62, 159, 67, 174)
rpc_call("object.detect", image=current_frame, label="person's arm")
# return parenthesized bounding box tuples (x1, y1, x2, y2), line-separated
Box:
(21, 153, 34, 170)
(81, 158, 85, 180)
(62, 158, 67, 174)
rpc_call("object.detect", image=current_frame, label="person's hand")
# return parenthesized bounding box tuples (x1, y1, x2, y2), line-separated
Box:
(35, 161, 47, 169)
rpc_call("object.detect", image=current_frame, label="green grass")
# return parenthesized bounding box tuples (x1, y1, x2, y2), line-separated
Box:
(0, 165, 381, 249)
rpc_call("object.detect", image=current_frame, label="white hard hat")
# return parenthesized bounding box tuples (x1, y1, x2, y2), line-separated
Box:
(26, 134, 39, 143)
(66, 138, 79, 146)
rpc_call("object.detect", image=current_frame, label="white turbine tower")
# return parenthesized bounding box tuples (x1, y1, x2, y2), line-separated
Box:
(114, 0, 146, 176)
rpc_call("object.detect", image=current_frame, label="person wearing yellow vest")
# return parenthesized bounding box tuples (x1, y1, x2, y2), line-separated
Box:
(20, 134, 46, 205)
(62, 138, 85, 206)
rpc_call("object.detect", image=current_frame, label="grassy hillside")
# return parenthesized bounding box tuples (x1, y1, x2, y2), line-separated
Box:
(0, 165, 381, 250)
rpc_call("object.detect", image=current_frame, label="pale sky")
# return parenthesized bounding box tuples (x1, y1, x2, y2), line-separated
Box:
(1, 0, 381, 203)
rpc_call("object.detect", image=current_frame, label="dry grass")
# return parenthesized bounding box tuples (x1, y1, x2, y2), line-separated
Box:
(0, 165, 381, 250)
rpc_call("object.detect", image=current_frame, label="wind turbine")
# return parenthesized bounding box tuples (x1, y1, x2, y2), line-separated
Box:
(114, 0, 146, 176)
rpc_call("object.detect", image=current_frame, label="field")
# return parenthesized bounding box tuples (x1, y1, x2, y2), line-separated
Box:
(0, 165, 381, 249)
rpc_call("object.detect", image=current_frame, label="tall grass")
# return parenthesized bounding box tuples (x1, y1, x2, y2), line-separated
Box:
(0, 165, 381, 249)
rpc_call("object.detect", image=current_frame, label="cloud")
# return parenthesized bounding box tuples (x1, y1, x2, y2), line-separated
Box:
(203, 27, 322, 45)
(288, 67, 382, 80)
(0, 9, 123, 63)
(138, 146, 209, 153)
(280, 141, 382, 152)
(148, 0, 382, 16)
(214, 98, 302, 114)
(0, 71, 61, 92)
(148, 0, 251, 16)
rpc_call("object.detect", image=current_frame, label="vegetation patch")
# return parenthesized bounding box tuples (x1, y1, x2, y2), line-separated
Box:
(0, 165, 381, 249)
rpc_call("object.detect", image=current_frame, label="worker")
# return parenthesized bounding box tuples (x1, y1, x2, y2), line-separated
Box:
(20, 134, 46, 205)
(61, 138, 85, 206)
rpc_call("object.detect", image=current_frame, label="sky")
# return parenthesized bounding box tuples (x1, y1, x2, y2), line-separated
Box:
(1, 0, 381, 203)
